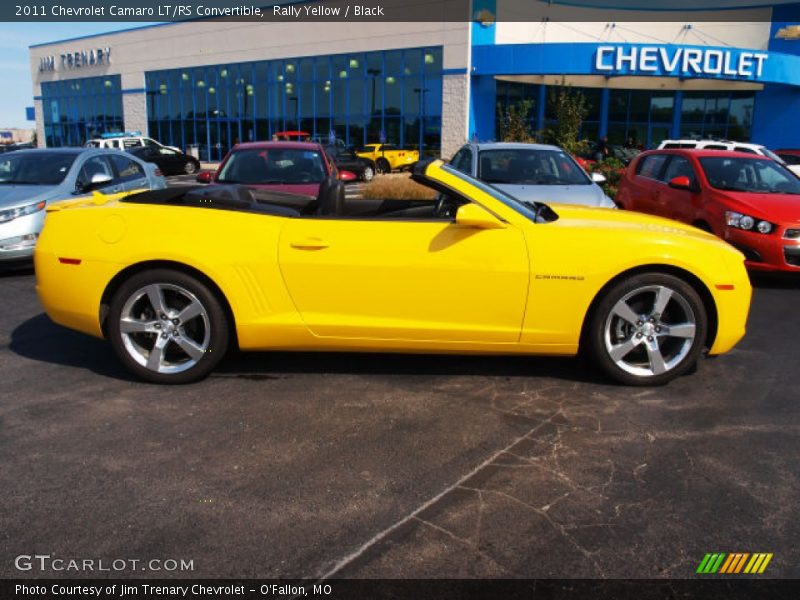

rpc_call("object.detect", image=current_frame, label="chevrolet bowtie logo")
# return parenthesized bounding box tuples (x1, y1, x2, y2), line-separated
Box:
(776, 25, 800, 40)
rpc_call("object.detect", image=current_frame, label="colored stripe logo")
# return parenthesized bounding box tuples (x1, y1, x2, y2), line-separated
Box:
(697, 553, 773, 574)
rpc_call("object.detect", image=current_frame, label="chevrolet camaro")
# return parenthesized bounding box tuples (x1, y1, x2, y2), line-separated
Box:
(35, 160, 751, 385)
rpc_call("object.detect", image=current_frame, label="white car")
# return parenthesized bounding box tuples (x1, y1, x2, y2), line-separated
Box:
(85, 132, 181, 154)
(657, 139, 800, 176)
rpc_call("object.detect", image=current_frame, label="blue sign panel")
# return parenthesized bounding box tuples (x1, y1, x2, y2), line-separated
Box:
(25, 106, 35, 121)
(472, 43, 800, 87)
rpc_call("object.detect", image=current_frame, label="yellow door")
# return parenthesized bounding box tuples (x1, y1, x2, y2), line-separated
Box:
(277, 217, 529, 342)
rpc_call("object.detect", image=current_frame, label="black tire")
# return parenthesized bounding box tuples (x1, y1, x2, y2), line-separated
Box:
(376, 158, 391, 174)
(587, 272, 707, 386)
(184, 160, 198, 175)
(361, 164, 375, 182)
(107, 269, 230, 384)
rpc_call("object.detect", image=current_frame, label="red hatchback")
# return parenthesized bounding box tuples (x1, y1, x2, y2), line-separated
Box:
(196, 141, 354, 196)
(617, 149, 800, 272)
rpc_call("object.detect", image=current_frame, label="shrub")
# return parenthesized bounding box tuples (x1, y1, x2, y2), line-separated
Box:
(542, 78, 591, 157)
(589, 156, 626, 200)
(497, 99, 537, 143)
(360, 173, 438, 201)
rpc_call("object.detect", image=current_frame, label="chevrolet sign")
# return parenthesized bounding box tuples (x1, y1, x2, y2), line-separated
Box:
(594, 45, 768, 79)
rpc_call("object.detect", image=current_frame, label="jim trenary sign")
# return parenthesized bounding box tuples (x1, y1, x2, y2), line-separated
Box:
(594, 45, 768, 79)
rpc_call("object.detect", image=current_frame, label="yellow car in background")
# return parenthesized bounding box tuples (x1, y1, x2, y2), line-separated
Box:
(355, 143, 419, 173)
(35, 160, 751, 385)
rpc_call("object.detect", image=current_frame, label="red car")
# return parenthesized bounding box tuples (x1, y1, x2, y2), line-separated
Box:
(617, 149, 800, 272)
(196, 141, 354, 196)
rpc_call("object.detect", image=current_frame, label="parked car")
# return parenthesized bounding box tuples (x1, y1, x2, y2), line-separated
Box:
(0, 148, 165, 263)
(128, 145, 201, 176)
(578, 145, 640, 169)
(272, 131, 311, 141)
(617, 149, 800, 272)
(85, 131, 181, 153)
(356, 143, 419, 173)
(774, 149, 800, 177)
(35, 159, 750, 386)
(310, 134, 347, 150)
(195, 141, 356, 195)
(657, 139, 792, 170)
(0, 142, 35, 154)
(450, 142, 616, 208)
(324, 145, 376, 182)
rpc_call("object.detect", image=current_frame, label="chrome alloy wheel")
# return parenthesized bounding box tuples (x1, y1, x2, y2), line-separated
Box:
(118, 283, 210, 374)
(603, 285, 697, 378)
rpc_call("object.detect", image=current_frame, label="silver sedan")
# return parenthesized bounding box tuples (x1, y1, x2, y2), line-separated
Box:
(449, 142, 616, 208)
(0, 147, 166, 262)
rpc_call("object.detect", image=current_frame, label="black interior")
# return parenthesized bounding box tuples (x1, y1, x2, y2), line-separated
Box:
(123, 179, 466, 221)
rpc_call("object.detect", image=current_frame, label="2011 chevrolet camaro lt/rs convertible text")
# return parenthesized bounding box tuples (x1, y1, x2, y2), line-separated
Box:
(35, 160, 751, 385)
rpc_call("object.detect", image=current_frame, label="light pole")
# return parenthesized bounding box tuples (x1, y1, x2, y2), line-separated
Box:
(414, 87, 429, 153)
(367, 68, 381, 116)
(289, 97, 298, 130)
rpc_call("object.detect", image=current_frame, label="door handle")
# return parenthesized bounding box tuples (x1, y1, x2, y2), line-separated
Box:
(290, 238, 329, 250)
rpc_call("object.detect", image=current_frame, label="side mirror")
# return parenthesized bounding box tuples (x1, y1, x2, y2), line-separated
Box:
(338, 170, 357, 182)
(591, 172, 606, 183)
(195, 170, 214, 184)
(668, 175, 692, 190)
(455, 203, 505, 229)
(78, 173, 112, 193)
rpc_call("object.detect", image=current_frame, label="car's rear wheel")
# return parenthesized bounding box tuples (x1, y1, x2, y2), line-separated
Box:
(588, 273, 707, 386)
(376, 158, 390, 174)
(107, 269, 229, 384)
(184, 160, 198, 175)
(361, 165, 375, 182)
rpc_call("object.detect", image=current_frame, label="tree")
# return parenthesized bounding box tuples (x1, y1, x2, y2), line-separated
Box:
(496, 99, 536, 143)
(543, 77, 590, 156)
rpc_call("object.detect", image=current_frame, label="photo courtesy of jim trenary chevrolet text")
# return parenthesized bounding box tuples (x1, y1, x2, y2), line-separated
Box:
(2, 1, 800, 599)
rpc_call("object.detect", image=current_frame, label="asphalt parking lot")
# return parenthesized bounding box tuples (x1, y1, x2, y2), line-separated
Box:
(1, 263, 798, 580)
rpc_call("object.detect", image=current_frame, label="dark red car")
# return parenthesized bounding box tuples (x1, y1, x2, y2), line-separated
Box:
(196, 141, 354, 196)
(617, 149, 800, 272)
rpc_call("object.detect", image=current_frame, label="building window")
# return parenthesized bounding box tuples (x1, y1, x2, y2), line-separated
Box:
(41, 75, 123, 147)
(145, 46, 443, 162)
(496, 84, 755, 149)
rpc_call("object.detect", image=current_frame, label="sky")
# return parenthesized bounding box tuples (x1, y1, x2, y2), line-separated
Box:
(0, 23, 156, 129)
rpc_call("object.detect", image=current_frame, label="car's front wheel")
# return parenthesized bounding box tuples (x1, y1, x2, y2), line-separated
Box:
(587, 273, 707, 386)
(184, 160, 198, 175)
(107, 269, 230, 384)
(361, 164, 375, 182)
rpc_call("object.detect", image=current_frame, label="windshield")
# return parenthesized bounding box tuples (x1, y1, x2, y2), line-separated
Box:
(217, 148, 326, 185)
(440, 163, 548, 223)
(699, 157, 800, 195)
(0, 152, 77, 185)
(478, 148, 590, 185)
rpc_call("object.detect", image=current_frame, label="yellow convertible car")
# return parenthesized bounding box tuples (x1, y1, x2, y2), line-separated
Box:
(35, 160, 751, 385)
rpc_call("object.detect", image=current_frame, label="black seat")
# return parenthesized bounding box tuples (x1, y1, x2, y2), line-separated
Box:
(316, 177, 345, 216)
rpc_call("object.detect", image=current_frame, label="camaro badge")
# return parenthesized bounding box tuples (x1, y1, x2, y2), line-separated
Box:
(535, 274, 585, 281)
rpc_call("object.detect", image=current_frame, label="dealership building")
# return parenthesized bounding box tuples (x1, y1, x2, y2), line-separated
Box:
(28, 1, 800, 161)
